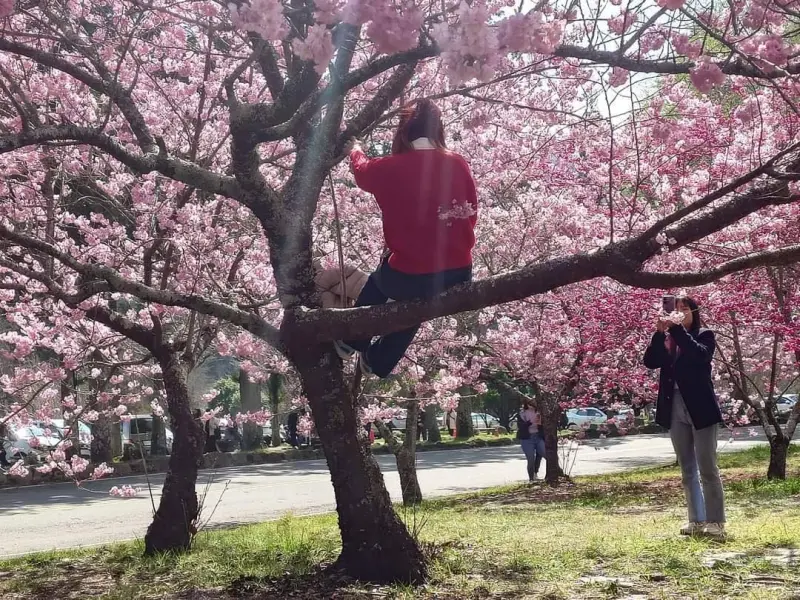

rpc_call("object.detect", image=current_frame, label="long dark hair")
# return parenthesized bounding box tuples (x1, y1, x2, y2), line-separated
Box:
(391, 99, 447, 154)
(677, 296, 702, 333)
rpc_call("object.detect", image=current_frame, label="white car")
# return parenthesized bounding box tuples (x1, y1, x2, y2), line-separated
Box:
(776, 395, 797, 421)
(121, 415, 174, 455)
(565, 407, 608, 430)
(471, 413, 500, 429)
(2, 424, 63, 463)
(45, 419, 92, 458)
(387, 409, 407, 431)
(612, 409, 635, 426)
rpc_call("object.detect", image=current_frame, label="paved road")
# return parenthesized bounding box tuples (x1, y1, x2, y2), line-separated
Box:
(0, 428, 778, 557)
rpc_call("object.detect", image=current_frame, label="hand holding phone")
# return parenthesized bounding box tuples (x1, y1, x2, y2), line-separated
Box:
(662, 295, 676, 314)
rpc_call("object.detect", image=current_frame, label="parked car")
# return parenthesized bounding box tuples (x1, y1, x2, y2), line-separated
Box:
(565, 407, 608, 430)
(776, 394, 798, 422)
(2, 424, 62, 463)
(43, 419, 92, 458)
(121, 415, 174, 457)
(611, 408, 635, 426)
(471, 413, 500, 430)
(387, 409, 407, 431)
(261, 424, 287, 444)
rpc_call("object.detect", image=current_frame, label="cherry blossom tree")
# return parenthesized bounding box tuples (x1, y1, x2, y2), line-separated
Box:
(2, 0, 800, 584)
(708, 266, 800, 479)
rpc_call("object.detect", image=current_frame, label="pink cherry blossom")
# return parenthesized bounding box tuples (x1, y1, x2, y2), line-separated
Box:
(292, 24, 335, 75)
(609, 67, 629, 87)
(8, 460, 28, 478)
(110, 485, 139, 498)
(608, 11, 637, 35)
(91, 462, 115, 479)
(690, 60, 726, 94)
(0, 0, 13, 18)
(657, 0, 687, 9)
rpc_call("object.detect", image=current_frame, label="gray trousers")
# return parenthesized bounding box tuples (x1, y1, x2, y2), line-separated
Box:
(670, 391, 726, 523)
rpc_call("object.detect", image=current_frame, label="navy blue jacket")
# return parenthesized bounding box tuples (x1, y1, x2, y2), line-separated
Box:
(643, 325, 723, 431)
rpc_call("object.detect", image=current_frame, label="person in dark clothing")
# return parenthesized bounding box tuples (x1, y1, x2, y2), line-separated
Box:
(0, 422, 9, 468)
(417, 410, 427, 442)
(517, 400, 545, 482)
(203, 417, 219, 454)
(334, 99, 478, 378)
(643, 296, 726, 539)
(287, 410, 302, 448)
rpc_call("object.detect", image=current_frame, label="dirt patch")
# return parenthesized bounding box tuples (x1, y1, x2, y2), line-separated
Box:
(0, 559, 120, 599)
(451, 471, 776, 511)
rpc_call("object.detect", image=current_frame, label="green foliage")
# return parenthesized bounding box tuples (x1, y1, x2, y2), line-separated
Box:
(213, 375, 241, 416)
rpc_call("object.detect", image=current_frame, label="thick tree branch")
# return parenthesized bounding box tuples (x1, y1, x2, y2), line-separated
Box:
(0, 224, 282, 349)
(335, 62, 419, 156)
(0, 125, 243, 198)
(612, 245, 800, 288)
(0, 38, 157, 152)
(553, 44, 800, 78)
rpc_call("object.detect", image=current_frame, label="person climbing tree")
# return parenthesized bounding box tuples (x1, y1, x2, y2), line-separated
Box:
(335, 99, 479, 378)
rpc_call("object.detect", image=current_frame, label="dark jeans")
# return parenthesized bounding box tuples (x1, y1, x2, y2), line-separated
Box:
(520, 434, 545, 480)
(345, 259, 472, 378)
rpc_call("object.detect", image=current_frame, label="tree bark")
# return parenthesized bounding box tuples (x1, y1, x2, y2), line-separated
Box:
(541, 404, 561, 486)
(767, 436, 790, 480)
(144, 350, 204, 555)
(268, 373, 282, 447)
(90, 413, 113, 464)
(239, 369, 261, 450)
(294, 349, 426, 583)
(455, 395, 474, 439)
(374, 410, 423, 506)
(424, 404, 441, 443)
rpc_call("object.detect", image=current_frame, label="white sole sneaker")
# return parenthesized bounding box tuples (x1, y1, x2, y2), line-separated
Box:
(333, 340, 356, 361)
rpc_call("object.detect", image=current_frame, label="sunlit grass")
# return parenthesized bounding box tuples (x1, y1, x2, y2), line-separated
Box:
(1, 444, 799, 599)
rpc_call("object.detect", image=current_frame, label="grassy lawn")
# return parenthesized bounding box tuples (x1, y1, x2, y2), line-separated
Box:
(1, 445, 798, 599)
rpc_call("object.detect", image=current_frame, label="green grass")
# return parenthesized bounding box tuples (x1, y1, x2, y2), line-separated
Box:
(1, 444, 799, 599)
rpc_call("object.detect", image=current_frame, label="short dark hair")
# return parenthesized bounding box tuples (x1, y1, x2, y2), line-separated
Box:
(391, 99, 447, 154)
(677, 296, 702, 332)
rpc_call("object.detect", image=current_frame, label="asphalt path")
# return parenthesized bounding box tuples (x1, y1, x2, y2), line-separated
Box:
(0, 427, 780, 557)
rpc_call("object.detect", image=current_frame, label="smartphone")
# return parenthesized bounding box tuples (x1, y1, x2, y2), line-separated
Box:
(662, 295, 676, 314)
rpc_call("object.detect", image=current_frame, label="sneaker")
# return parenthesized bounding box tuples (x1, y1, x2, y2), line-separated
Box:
(680, 522, 704, 536)
(701, 522, 727, 541)
(357, 353, 373, 376)
(333, 340, 356, 361)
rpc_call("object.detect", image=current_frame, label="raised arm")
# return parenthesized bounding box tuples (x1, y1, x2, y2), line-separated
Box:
(349, 145, 388, 194)
(669, 325, 716, 364)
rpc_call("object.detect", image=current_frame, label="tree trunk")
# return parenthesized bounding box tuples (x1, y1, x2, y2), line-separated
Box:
(144, 351, 204, 555)
(541, 405, 561, 486)
(110, 417, 122, 458)
(396, 446, 422, 505)
(400, 402, 422, 505)
(424, 404, 441, 443)
(767, 436, 790, 480)
(239, 369, 261, 450)
(268, 373, 282, 447)
(91, 414, 113, 464)
(374, 415, 423, 507)
(455, 396, 474, 439)
(294, 349, 426, 583)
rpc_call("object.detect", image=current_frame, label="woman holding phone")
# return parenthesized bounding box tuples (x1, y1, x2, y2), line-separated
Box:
(643, 296, 726, 539)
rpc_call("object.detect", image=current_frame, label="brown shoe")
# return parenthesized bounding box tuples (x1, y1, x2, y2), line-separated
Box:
(701, 522, 727, 541)
(680, 522, 704, 536)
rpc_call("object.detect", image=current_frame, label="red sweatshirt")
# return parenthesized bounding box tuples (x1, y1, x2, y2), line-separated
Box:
(349, 147, 478, 274)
